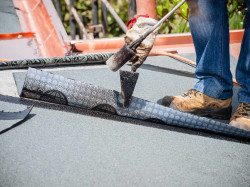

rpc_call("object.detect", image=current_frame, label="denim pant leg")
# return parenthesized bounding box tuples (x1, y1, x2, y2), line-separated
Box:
(237, 0, 250, 104)
(187, 0, 233, 99)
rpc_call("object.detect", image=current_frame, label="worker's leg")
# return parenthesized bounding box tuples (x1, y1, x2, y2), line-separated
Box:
(161, 0, 232, 120)
(236, 0, 250, 104)
(136, 0, 157, 19)
(229, 0, 250, 131)
(188, 0, 233, 99)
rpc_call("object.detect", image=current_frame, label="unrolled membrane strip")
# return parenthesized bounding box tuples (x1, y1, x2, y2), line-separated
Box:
(0, 53, 114, 70)
(20, 68, 250, 139)
(0, 106, 33, 134)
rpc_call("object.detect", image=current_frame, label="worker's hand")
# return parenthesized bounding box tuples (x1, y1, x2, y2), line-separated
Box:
(125, 17, 159, 72)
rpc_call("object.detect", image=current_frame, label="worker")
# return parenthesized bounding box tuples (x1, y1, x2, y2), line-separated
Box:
(125, 0, 250, 131)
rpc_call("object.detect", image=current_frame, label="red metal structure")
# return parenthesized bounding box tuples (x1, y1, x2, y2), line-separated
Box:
(0, 0, 244, 62)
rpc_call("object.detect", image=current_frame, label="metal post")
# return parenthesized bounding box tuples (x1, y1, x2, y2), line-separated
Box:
(128, 0, 136, 19)
(69, 0, 76, 40)
(64, 0, 90, 39)
(78, 12, 84, 39)
(101, 1, 108, 37)
(101, 0, 128, 33)
(92, 0, 99, 38)
(53, 0, 62, 20)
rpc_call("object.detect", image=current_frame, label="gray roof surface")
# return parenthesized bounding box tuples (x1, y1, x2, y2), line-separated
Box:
(0, 98, 250, 187)
(0, 55, 249, 186)
(0, 0, 22, 34)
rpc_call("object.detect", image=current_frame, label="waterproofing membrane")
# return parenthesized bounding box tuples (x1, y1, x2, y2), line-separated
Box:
(0, 106, 33, 120)
(0, 53, 113, 70)
(20, 68, 250, 139)
(0, 106, 33, 133)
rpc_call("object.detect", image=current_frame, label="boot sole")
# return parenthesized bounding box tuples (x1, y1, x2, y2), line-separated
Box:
(170, 105, 232, 120)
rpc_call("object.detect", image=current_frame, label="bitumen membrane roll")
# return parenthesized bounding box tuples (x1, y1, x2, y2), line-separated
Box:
(20, 68, 250, 139)
(0, 53, 113, 70)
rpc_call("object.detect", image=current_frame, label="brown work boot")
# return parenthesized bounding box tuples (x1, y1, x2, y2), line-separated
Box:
(229, 103, 250, 131)
(161, 89, 232, 120)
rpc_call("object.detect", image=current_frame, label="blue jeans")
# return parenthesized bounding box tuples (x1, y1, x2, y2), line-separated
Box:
(187, 0, 250, 104)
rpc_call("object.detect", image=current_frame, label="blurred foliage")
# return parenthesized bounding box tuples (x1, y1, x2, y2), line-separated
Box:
(228, 0, 247, 30)
(156, 0, 190, 34)
(55, 0, 247, 38)
(58, 0, 128, 37)
(106, 1, 129, 37)
(59, 0, 92, 34)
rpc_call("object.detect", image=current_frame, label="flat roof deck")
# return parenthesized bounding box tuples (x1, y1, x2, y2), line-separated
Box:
(1, 53, 250, 186)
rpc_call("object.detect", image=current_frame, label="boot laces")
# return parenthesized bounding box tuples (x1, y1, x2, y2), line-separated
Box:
(236, 103, 250, 117)
(182, 89, 199, 98)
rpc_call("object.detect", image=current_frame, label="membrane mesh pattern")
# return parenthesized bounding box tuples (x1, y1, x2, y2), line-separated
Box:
(21, 68, 250, 139)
